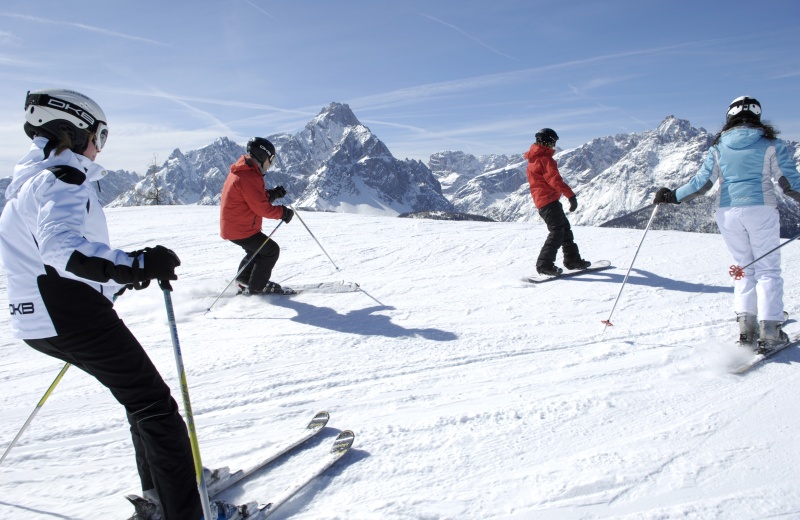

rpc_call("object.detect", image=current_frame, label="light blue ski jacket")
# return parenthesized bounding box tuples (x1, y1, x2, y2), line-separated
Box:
(676, 126, 800, 207)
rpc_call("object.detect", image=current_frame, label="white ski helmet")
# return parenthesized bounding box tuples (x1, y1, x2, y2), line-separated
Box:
(24, 88, 108, 152)
(726, 96, 761, 123)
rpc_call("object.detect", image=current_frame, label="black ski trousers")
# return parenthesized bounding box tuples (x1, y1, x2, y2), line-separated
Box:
(537, 200, 579, 267)
(231, 230, 280, 292)
(25, 319, 202, 520)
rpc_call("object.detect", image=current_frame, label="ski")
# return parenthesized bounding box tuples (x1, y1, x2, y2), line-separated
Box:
(237, 281, 360, 296)
(252, 430, 355, 518)
(522, 260, 612, 284)
(730, 336, 799, 374)
(206, 411, 330, 497)
(124, 412, 331, 519)
(284, 281, 360, 294)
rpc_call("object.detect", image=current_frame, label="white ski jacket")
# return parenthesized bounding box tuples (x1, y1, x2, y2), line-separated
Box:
(0, 138, 142, 339)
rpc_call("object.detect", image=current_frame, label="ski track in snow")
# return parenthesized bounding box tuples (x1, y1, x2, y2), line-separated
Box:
(1, 207, 800, 519)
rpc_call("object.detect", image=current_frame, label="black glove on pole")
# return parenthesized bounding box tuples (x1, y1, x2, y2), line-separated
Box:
(143, 245, 181, 281)
(267, 186, 287, 203)
(281, 206, 294, 223)
(653, 187, 679, 204)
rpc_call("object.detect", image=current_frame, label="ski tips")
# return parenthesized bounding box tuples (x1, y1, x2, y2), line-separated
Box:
(307, 411, 330, 430)
(332, 430, 355, 453)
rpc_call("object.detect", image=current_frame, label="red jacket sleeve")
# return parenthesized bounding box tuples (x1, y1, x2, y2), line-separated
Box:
(240, 173, 284, 220)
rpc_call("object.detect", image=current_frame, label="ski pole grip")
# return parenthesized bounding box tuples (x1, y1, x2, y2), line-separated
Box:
(158, 279, 174, 292)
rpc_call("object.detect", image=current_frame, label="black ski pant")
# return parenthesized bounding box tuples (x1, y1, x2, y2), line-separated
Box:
(537, 200, 581, 268)
(25, 319, 202, 520)
(231, 231, 281, 293)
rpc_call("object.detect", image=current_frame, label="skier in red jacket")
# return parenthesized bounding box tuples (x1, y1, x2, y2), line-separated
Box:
(220, 137, 294, 294)
(524, 128, 591, 276)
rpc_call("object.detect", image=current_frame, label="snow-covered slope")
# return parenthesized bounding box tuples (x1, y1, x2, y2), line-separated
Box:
(1, 206, 799, 519)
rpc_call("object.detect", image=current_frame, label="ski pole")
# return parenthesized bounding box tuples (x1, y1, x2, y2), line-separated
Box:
(291, 208, 340, 271)
(205, 219, 284, 314)
(159, 279, 213, 520)
(602, 204, 660, 330)
(729, 230, 800, 280)
(0, 362, 70, 467)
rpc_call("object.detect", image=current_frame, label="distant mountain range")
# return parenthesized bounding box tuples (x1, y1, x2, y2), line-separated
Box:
(3, 103, 800, 236)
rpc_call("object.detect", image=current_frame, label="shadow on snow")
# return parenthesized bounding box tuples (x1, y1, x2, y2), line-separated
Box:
(269, 299, 458, 341)
(560, 267, 733, 294)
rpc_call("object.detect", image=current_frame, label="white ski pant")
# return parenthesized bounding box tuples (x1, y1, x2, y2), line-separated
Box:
(715, 205, 784, 321)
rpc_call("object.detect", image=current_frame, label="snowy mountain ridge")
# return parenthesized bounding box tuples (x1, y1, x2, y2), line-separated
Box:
(6, 103, 799, 235)
(431, 116, 800, 236)
(107, 102, 453, 216)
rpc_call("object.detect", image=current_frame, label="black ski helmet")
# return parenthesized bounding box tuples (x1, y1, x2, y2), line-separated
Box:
(535, 128, 559, 146)
(726, 96, 761, 123)
(24, 88, 108, 154)
(247, 137, 276, 165)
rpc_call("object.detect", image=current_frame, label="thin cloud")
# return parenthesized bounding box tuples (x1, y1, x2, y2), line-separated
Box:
(241, 0, 276, 19)
(0, 12, 168, 46)
(348, 38, 736, 111)
(420, 13, 517, 61)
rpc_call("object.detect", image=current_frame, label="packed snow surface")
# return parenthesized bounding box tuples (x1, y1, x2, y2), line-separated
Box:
(1, 206, 799, 519)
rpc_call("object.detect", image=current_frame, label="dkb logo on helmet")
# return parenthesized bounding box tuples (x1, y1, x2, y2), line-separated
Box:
(46, 98, 96, 127)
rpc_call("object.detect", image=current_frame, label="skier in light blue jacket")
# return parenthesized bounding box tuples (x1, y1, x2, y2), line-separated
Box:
(653, 96, 800, 351)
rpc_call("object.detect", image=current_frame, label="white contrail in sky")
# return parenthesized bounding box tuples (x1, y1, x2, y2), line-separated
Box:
(420, 13, 518, 61)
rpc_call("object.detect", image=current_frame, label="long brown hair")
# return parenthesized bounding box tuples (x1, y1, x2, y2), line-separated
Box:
(712, 118, 779, 145)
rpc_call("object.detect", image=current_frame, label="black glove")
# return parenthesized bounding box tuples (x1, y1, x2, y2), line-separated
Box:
(281, 206, 294, 224)
(142, 245, 181, 281)
(568, 196, 578, 212)
(653, 187, 679, 204)
(267, 186, 286, 203)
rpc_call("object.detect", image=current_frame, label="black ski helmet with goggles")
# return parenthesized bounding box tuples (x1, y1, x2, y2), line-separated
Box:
(726, 96, 761, 124)
(247, 137, 276, 167)
(535, 128, 559, 146)
(24, 88, 108, 154)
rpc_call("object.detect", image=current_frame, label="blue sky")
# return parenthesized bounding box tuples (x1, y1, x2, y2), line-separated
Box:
(1, 0, 799, 173)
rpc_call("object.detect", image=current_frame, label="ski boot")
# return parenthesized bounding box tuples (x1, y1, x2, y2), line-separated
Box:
(736, 312, 758, 348)
(209, 499, 259, 520)
(126, 493, 161, 520)
(204, 465, 231, 490)
(757, 320, 789, 354)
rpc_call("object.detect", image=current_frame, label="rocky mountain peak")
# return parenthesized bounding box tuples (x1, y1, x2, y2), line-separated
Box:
(655, 115, 703, 142)
(312, 102, 362, 128)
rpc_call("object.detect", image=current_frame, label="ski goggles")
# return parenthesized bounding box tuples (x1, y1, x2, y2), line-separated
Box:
(727, 97, 761, 121)
(93, 122, 109, 151)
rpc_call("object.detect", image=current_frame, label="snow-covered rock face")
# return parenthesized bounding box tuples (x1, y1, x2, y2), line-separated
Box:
(432, 117, 800, 236)
(281, 102, 452, 215)
(98, 107, 800, 234)
(107, 103, 452, 216)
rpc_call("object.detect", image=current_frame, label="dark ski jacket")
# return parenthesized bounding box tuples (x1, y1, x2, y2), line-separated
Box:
(524, 144, 575, 209)
(220, 155, 284, 240)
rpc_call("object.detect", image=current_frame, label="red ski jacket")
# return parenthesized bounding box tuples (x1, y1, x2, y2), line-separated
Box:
(524, 144, 575, 209)
(220, 155, 284, 240)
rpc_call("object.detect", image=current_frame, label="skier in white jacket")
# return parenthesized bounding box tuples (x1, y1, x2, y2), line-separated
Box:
(653, 96, 800, 351)
(0, 89, 211, 519)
